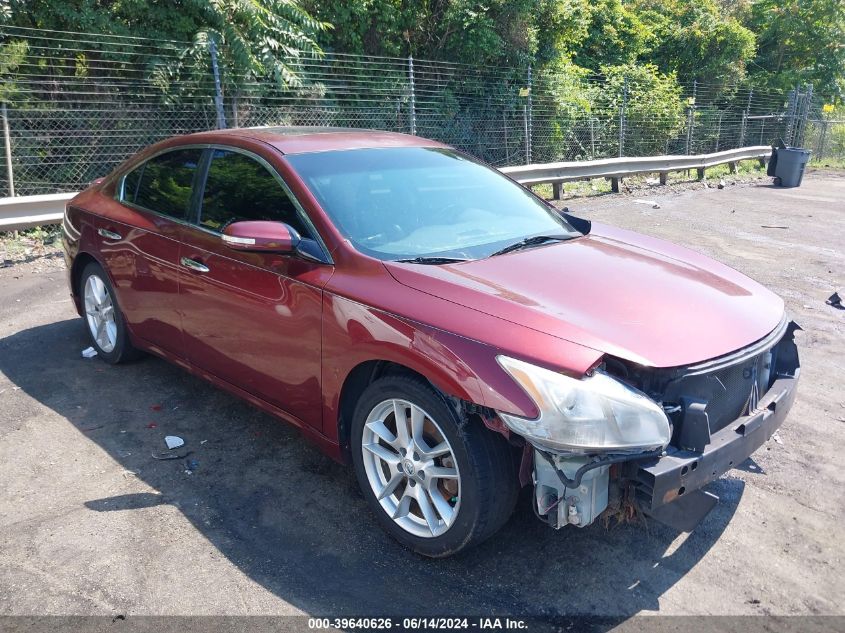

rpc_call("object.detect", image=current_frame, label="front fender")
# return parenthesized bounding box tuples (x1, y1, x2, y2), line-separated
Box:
(320, 293, 588, 445)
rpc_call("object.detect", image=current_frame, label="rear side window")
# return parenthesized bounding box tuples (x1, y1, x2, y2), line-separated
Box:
(198, 149, 311, 237)
(122, 149, 202, 219)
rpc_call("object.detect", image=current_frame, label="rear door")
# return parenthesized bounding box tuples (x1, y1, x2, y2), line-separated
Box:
(177, 146, 331, 431)
(105, 147, 203, 359)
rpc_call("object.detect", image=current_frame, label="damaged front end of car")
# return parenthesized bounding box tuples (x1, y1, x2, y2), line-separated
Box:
(496, 318, 801, 532)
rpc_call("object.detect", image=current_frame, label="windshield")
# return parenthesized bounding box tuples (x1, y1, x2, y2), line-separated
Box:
(285, 147, 581, 261)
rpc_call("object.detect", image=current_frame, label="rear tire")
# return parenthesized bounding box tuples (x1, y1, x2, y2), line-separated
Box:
(350, 374, 518, 557)
(79, 262, 141, 364)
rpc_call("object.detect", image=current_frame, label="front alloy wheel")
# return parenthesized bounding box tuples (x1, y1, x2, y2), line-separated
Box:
(361, 398, 461, 538)
(351, 374, 519, 557)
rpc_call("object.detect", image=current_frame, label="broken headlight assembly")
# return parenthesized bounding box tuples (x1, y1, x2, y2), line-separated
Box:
(496, 355, 671, 454)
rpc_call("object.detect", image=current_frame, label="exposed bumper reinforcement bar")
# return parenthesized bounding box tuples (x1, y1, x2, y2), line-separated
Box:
(625, 332, 800, 531)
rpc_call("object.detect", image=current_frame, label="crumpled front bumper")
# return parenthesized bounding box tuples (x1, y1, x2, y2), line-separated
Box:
(624, 331, 800, 531)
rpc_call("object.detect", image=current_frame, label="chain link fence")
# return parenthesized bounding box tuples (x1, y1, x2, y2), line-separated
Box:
(805, 119, 845, 164)
(0, 25, 840, 197)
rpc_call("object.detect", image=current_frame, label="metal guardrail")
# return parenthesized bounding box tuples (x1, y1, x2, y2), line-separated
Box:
(0, 192, 75, 232)
(501, 145, 772, 197)
(0, 146, 773, 232)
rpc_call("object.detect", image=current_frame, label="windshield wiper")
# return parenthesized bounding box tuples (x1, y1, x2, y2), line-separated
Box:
(395, 256, 469, 265)
(488, 235, 571, 257)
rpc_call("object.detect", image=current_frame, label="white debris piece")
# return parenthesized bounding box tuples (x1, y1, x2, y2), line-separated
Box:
(633, 199, 661, 209)
(81, 346, 98, 358)
(165, 435, 185, 450)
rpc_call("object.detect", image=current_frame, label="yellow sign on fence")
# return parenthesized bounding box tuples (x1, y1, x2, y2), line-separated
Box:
(822, 103, 835, 113)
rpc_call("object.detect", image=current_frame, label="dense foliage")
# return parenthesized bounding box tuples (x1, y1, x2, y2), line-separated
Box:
(300, 0, 843, 99)
(3, 0, 843, 99)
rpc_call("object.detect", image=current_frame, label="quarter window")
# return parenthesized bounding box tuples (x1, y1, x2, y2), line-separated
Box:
(122, 149, 202, 219)
(198, 149, 311, 237)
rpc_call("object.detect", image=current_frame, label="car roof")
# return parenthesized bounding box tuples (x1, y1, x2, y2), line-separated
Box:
(177, 126, 449, 155)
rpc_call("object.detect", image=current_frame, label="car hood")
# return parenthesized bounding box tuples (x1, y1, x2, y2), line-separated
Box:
(383, 222, 785, 368)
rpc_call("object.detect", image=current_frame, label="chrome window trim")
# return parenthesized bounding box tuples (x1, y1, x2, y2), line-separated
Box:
(115, 143, 210, 221)
(198, 144, 333, 264)
(115, 142, 333, 265)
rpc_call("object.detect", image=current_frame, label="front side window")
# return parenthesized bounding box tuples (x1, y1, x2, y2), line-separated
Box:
(286, 147, 580, 261)
(122, 148, 202, 219)
(198, 149, 311, 238)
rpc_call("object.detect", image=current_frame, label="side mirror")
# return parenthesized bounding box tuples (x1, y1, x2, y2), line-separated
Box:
(222, 220, 301, 253)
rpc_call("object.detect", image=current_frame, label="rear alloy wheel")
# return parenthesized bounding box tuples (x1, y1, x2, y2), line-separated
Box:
(351, 375, 518, 557)
(80, 262, 140, 364)
(84, 273, 117, 354)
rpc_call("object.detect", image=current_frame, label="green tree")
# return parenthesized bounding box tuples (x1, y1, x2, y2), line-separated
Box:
(0, 39, 27, 101)
(633, 0, 756, 85)
(742, 0, 845, 97)
(533, 0, 592, 68)
(6, 0, 328, 89)
(7, 0, 201, 43)
(567, 0, 652, 70)
(593, 63, 685, 155)
(302, 0, 591, 67)
(183, 0, 329, 87)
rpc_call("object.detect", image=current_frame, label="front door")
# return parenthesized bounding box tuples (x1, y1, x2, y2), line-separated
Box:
(178, 147, 331, 431)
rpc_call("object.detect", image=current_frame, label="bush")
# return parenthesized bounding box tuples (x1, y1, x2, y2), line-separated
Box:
(592, 63, 685, 156)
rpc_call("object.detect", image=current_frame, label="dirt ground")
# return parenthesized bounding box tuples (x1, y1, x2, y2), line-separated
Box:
(0, 172, 843, 620)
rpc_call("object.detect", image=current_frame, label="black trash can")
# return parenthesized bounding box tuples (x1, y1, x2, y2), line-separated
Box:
(772, 147, 811, 187)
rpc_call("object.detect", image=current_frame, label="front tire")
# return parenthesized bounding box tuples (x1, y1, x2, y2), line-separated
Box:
(350, 374, 518, 557)
(80, 262, 140, 364)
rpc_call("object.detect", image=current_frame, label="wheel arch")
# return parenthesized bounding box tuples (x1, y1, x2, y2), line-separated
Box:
(69, 251, 102, 313)
(336, 360, 469, 461)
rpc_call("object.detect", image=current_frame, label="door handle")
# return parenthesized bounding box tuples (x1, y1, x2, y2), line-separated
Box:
(98, 228, 122, 240)
(180, 257, 210, 273)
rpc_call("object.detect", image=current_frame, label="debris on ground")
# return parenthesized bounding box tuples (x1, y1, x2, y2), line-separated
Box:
(151, 450, 190, 460)
(826, 292, 843, 310)
(145, 422, 157, 429)
(633, 199, 660, 209)
(164, 435, 184, 450)
(717, 179, 726, 189)
(184, 459, 200, 474)
(150, 404, 163, 411)
(772, 431, 784, 445)
(645, 177, 660, 186)
(81, 347, 97, 359)
(761, 225, 789, 229)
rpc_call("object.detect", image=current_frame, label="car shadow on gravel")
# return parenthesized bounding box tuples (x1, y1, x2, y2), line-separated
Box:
(1, 318, 747, 620)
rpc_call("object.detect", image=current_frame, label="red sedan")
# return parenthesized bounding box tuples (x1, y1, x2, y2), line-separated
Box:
(62, 127, 800, 557)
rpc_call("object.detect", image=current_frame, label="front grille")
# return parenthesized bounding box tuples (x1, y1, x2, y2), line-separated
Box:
(604, 318, 795, 452)
(662, 348, 774, 434)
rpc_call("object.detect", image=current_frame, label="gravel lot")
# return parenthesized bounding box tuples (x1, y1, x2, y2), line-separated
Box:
(0, 172, 843, 619)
